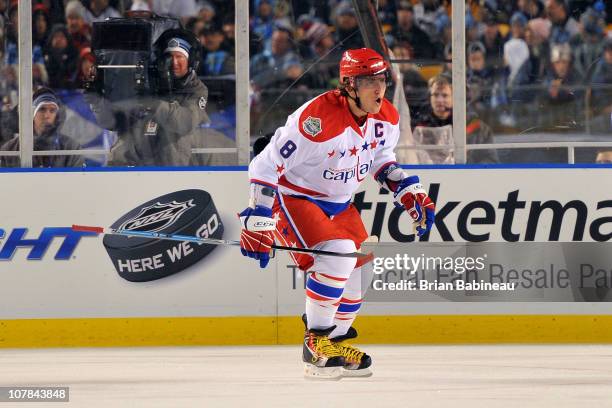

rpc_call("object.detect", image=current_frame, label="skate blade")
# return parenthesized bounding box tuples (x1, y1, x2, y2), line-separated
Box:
(303, 364, 343, 380)
(342, 367, 373, 378)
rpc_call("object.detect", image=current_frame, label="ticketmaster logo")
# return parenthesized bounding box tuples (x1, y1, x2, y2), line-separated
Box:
(354, 185, 612, 242)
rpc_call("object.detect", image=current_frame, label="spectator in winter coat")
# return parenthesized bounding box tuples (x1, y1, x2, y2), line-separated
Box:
(545, 0, 579, 44)
(589, 39, 612, 133)
(43, 25, 79, 89)
(198, 25, 235, 76)
(65, 0, 91, 53)
(392, 1, 436, 59)
(539, 42, 584, 129)
(411, 74, 499, 164)
(250, 26, 303, 90)
(84, 0, 121, 24)
(0, 87, 84, 168)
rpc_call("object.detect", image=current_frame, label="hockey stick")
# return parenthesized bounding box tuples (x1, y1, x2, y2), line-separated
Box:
(72, 225, 374, 259)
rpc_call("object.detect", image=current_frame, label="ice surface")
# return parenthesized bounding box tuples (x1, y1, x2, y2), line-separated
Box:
(1, 345, 611, 407)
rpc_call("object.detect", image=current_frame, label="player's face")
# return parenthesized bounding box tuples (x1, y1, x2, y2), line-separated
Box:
(355, 74, 387, 114)
(171, 51, 189, 78)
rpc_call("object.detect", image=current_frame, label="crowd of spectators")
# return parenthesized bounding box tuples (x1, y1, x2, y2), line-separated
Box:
(458, 0, 612, 136)
(242, 0, 612, 154)
(0, 0, 610, 166)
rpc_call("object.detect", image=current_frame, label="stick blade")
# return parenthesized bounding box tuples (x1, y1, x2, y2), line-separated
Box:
(72, 224, 105, 234)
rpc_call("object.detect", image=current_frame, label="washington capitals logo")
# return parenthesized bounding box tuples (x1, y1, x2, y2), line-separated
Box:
(302, 116, 322, 137)
(322, 156, 373, 183)
(119, 200, 195, 232)
(356, 156, 367, 182)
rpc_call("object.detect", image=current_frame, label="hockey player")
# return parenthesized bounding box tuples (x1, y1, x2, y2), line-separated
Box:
(239, 48, 435, 379)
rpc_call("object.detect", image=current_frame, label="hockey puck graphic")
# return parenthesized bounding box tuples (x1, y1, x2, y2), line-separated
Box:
(103, 189, 223, 282)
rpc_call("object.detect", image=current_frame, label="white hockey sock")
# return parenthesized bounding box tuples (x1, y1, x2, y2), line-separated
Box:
(330, 315, 355, 338)
(304, 240, 357, 330)
(330, 266, 364, 338)
(305, 297, 338, 330)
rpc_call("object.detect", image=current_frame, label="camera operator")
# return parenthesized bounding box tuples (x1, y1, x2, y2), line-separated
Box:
(89, 30, 210, 166)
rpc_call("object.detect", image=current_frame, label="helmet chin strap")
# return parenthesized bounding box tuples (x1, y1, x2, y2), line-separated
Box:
(353, 92, 363, 111)
(346, 79, 367, 114)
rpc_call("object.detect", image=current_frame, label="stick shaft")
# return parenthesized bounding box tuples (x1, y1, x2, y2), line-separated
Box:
(72, 225, 368, 258)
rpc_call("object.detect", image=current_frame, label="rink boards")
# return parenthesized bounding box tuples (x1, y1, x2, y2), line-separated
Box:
(1, 166, 612, 347)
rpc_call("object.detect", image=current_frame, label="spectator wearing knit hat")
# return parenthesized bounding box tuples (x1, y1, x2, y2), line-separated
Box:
(251, 0, 276, 48)
(84, 0, 121, 24)
(517, 0, 545, 20)
(572, 7, 607, 81)
(33, 3, 51, 49)
(392, 1, 436, 59)
(538, 42, 583, 129)
(65, 0, 91, 53)
(43, 24, 79, 89)
(333, 1, 364, 52)
(509, 12, 528, 40)
(467, 41, 498, 113)
(298, 21, 335, 60)
(301, 22, 340, 89)
(4, 2, 45, 67)
(0, 87, 84, 168)
(198, 25, 234, 76)
(197, 1, 216, 23)
(523, 18, 551, 83)
(479, 12, 506, 70)
(76, 47, 96, 88)
(152, 0, 198, 20)
(589, 39, 612, 133)
(392, 40, 428, 114)
(250, 26, 303, 90)
(545, 0, 579, 44)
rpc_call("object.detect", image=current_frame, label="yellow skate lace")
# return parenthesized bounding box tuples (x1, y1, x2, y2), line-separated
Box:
(335, 342, 364, 364)
(311, 334, 343, 358)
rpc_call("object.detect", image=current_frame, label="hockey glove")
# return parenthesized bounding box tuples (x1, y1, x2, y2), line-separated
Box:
(238, 205, 277, 268)
(394, 176, 436, 237)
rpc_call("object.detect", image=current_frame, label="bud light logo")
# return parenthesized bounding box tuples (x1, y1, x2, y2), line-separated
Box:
(119, 200, 195, 233)
(0, 227, 97, 260)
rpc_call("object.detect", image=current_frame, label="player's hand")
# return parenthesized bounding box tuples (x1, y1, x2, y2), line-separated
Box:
(394, 176, 435, 237)
(238, 205, 277, 268)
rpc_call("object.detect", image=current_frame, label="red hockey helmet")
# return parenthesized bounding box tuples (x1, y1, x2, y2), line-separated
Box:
(339, 48, 389, 82)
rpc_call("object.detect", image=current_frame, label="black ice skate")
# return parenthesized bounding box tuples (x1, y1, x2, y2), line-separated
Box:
(302, 314, 372, 377)
(303, 326, 345, 380)
(331, 327, 373, 377)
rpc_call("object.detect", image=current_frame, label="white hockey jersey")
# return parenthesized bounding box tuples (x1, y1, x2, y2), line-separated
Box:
(249, 90, 400, 214)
